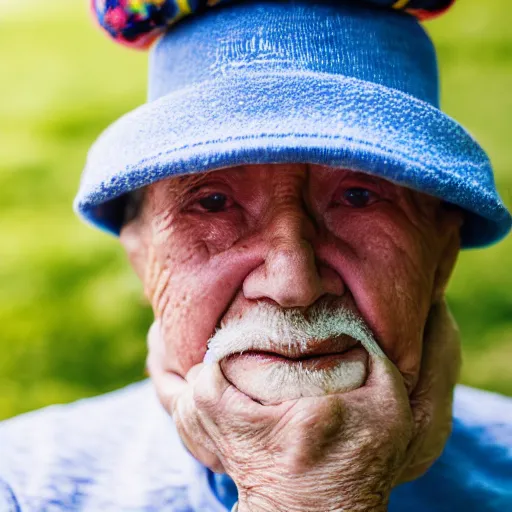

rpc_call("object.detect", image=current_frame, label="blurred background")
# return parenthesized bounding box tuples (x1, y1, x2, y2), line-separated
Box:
(0, 0, 510, 420)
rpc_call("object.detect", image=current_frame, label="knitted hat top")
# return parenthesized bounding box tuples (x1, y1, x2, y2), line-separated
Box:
(92, 0, 455, 49)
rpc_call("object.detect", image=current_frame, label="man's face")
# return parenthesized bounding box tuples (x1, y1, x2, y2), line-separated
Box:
(121, 163, 462, 399)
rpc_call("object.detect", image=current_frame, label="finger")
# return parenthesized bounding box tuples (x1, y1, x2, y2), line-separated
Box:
(147, 358, 224, 469)
(146, 322, 226, 472)
(185, 363, 204, 385)
(146, 321, 188, 410)
(147, 319, 163, 357)
(147, 359, 187, 414)
(146, 322, 205, 410)
(147, 318, 192, 376)
(194, 362, 257, 414)
(193, 362, 277, 428)
(179, 430, 225, 473)
(340, 348, 412, 442)
(352, 347, 407, 401)
(173, 387, 226, 472)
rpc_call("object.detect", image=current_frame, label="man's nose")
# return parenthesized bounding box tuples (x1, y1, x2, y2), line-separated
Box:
(243, 208, 344, 308)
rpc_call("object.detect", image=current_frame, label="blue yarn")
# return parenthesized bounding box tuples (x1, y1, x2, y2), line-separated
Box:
(91, 0, 455, 48)
(76, 0, 511, 248)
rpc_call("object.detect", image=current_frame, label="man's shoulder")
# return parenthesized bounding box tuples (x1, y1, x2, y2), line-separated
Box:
(0, 380, 201, 511)
(0, 379, 158, 436)
(391, 385, 512, 512)
(453, 384, 512, 434)
(1, 379, 153, 434)
(0, 380, 168, 469)
(1, 383, 510, 511)
(452, 384, 512, 472)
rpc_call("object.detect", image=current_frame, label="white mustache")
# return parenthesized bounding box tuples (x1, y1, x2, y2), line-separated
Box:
(204, 301, 385, 363)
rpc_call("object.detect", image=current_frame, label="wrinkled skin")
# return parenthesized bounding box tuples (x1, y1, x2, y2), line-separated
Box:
(121, 164, 463, 511)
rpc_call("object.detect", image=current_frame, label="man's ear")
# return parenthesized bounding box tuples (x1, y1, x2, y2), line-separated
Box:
(431, 208, 464, 303)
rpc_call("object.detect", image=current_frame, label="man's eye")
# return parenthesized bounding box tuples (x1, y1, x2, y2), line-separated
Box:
(342, 187, 378, 208)
(197, 193, 229, 213)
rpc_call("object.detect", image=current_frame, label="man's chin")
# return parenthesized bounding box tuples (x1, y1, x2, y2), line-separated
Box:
(220, 345, 369, 405)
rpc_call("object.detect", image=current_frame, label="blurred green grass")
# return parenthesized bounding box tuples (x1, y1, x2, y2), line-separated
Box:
(0, 0, 510, 420)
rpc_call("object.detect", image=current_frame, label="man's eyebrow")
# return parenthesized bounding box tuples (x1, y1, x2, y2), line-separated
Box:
(176, 174, 201, 185)
(174, 166, 247, 187)
(337, 170, 384, 185)
(173, 173, 208, 190)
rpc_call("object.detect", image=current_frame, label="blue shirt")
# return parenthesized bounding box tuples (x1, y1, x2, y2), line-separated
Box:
(0, 381, 510, 511)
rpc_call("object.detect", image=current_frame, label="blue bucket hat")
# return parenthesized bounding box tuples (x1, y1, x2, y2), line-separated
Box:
(75, 0, 511, 248)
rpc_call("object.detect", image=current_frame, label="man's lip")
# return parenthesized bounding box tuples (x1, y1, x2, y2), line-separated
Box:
(222, 344, 368, 374)
(229, 348, 357, 362)
(225, 337, 360, 360)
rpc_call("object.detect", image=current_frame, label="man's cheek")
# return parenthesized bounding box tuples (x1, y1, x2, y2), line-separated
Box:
(147, 261, 239, 375)
(154, 211, 243, 259)
(157, 291, 208, 374)
(354, 251, 432, 392)
(143, 230, 213, 311)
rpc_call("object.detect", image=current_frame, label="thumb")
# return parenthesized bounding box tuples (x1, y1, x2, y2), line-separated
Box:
(146, 320, 188, 414)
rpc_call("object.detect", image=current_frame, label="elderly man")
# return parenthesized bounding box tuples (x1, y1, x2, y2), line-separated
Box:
(1, 0, 511, 510)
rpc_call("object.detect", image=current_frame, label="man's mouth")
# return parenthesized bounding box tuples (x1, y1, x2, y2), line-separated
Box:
(219, 338, 369, 404)
(224, 339, 365, 372)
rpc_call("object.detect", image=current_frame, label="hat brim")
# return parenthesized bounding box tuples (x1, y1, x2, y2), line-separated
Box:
(75, 71, 511, 248)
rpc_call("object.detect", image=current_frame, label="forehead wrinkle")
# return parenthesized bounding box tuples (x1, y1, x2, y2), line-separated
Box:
(167, 164, 326, 197)
(172, 165, 250, 190)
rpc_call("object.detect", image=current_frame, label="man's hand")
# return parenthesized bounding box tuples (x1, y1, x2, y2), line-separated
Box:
(394, 301, 461, 484)
(147, 301, 460, 512)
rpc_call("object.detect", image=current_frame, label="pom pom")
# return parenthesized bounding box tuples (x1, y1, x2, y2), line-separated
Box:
(401, 0, 456, 20)
(91, 0, 456, 50)
(91, 0, 205, 49)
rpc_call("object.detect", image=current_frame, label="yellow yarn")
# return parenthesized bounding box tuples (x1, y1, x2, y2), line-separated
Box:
(392, 0, 410, 9)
